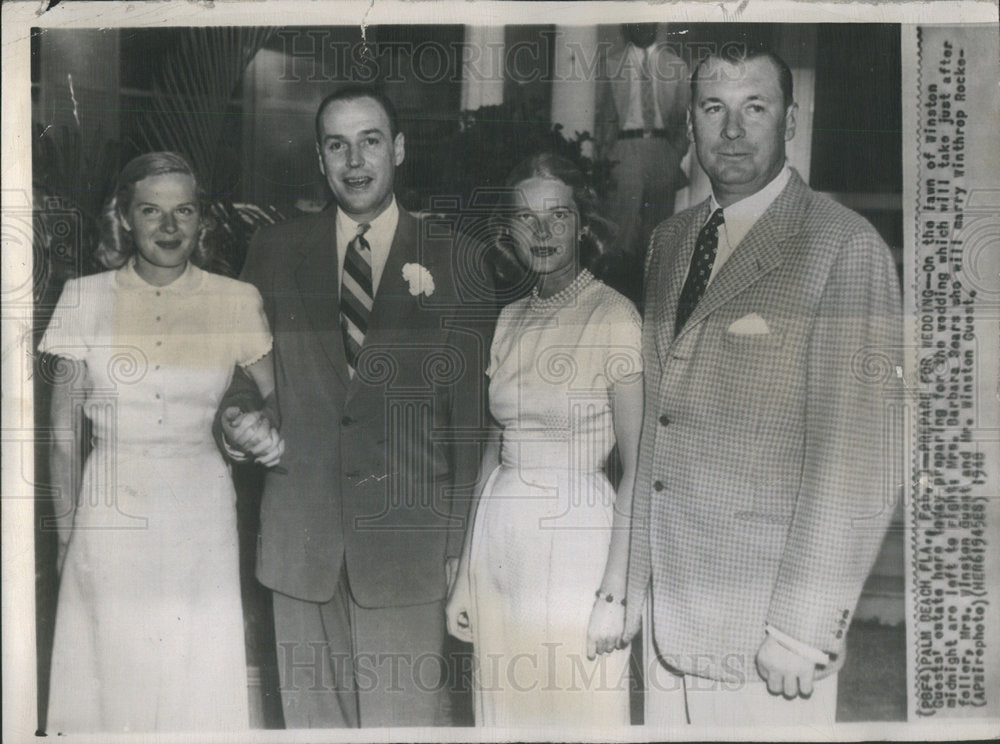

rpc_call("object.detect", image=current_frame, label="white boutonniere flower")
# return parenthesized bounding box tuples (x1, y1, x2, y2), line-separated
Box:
(402, 263, 435, 297)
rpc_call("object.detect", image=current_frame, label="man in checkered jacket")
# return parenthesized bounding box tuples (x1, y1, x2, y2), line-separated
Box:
(624, 47, 902, 726)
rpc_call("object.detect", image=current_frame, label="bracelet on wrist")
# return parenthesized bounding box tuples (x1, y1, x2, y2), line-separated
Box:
(595, 589, 626, 606)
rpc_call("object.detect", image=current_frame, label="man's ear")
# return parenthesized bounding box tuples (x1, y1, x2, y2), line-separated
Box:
(316, 142, 326, 177)
(686, 108, 694, 142)
(393, 132, 405, 167)
(784, 102, 798, 142)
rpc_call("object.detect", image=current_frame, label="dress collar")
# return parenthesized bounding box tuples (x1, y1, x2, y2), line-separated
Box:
(116, 258, 204, 293)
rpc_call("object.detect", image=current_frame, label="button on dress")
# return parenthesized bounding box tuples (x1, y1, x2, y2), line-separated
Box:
(39, 261, 272, 732)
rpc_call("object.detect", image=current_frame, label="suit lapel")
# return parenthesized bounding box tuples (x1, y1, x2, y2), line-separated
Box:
(673, 172, 808, 343)
(293, 207, 351, 390)
(344, 209, 419, 403)
(653, 203, 708, 361)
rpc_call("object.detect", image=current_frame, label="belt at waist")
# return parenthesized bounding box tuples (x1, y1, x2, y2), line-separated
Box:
(619, 128, 670, 140)
(500, 439, 603, 472)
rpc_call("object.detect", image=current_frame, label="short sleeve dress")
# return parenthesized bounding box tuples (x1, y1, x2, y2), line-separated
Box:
(468, 269, 643, 728)
(39, 260, 271, 733)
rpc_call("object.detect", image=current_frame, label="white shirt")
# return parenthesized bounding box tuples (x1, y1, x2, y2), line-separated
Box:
(623, 43, 664, 130)
(705, 164, 792, 285)
(335, 196, 400, 295)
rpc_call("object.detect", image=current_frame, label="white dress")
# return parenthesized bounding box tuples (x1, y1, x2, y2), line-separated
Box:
(468, 270, 642, 729)
(39, 261, 272, 733)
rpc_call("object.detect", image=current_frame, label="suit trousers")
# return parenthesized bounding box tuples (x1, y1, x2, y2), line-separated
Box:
(272, 565, 450, 728)
(642, 608, 838, 727)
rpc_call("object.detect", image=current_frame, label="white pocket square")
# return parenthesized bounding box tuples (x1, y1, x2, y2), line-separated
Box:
(727, 313, 770, 335)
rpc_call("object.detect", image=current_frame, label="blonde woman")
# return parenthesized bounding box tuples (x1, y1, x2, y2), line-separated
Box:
(41, 152, 282, 732)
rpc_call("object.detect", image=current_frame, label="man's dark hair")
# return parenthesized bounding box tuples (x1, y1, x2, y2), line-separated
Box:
(690, 46, 794, 109)
(314, 85, 400, 142)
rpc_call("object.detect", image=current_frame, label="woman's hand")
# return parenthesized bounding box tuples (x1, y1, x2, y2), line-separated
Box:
(445, 561, 474, 644)
(223, 407, 285, 467)
(586, 597, 626, 660)
(621, 597, 643, 646)
(587, 370, 642, 658)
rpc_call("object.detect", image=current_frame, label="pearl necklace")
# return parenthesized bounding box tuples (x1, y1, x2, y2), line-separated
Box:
(528, 269, 596, 312)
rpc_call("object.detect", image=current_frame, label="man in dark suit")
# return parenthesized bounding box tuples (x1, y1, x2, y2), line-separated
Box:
(596, 23, 690, 292)
(626, 48, 901, 725)
(221, 87, 491, 727)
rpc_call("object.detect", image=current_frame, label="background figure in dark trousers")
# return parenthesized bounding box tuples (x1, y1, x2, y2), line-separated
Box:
(219, 87, 492, 727)
(596, 23, 690, 301)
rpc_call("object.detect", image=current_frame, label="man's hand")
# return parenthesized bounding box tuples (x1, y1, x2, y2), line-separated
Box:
(755, 635, 818, 699)
(222, 407, 285, 467)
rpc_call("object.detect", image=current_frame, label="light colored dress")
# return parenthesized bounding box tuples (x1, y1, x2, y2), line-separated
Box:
(468, 269, 642, 728)
(39, 260, 271, 733)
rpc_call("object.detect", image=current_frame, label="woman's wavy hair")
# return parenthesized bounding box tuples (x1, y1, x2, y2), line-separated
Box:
(95, 151, 216, 270)
(490, 152, 619, 294)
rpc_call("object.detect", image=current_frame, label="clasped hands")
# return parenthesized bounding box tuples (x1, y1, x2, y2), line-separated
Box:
(222, 406, 285, 467)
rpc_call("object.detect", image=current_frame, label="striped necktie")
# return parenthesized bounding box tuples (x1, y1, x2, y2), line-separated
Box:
(675, 208, 724, 336)
(340, 222, 373, 377)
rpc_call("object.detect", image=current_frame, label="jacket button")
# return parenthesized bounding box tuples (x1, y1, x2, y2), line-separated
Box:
(659, 414, 670, 426)
(341, 415, 352, 426)
(653, 480, 664, 492)
(835, 630, 844, 639)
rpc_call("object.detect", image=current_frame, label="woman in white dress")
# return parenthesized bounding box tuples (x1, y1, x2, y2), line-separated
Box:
(446, 153, 644, 729)
(40, 152, 284, 733)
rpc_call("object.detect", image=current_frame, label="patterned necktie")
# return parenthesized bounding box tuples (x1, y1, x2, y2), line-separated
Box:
(340, 222, 373, 377)
(675, 208, 725, 336)
(640, 47, 656, 131)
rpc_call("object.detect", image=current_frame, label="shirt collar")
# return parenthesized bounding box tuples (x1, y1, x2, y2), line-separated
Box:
(336, 196, 399, 249)
(710, 164, 791, 224)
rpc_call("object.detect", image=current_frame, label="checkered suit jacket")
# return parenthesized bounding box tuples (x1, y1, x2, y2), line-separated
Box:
(625, 170, 902, 681)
